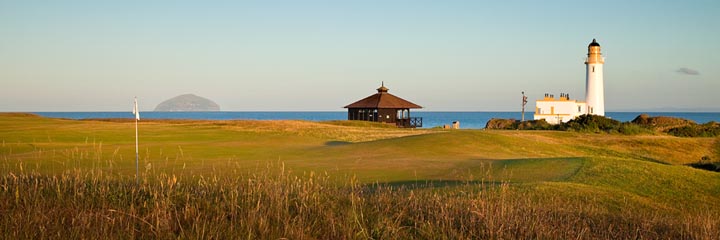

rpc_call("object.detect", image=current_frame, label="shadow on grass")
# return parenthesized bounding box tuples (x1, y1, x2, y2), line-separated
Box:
(686, 162, 720, 172)
(454, 157, 588, 182)
(574, 146, 670, 165)
(363, 180, 505, 191)
(325, 141, 352, 146)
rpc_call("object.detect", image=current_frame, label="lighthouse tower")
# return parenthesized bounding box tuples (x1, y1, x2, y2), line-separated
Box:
(585, 39, 605, 116)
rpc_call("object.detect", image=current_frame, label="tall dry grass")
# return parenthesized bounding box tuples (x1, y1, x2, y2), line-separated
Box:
(2, 165, 718, 239)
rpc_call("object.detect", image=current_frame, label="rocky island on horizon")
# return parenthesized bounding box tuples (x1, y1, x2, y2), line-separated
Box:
(154, 94, 221, 112)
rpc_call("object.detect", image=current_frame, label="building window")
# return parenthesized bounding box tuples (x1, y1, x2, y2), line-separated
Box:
(592, 66, 595, 72)
(578, 106, 581, 113)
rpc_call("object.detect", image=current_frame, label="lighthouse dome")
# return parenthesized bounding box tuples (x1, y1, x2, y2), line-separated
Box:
(589, 39, 600, 47)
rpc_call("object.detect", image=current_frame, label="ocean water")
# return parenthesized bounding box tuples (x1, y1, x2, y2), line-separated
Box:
(33, 111, 720, 129)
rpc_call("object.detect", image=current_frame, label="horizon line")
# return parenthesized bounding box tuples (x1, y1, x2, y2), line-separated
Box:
(6, 110, 720, 113)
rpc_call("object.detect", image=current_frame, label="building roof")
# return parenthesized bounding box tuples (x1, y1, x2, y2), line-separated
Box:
(344, 84, 422, 109)
(589, 38, 600, 47)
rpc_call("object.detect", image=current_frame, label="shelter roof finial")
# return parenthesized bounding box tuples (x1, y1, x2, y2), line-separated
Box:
(377, 82, 389, 93)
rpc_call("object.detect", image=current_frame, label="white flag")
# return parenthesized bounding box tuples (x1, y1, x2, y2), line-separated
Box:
(133, 97, 140, 120)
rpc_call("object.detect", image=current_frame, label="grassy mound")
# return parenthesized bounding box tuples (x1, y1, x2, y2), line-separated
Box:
(631, 113, 696, 131)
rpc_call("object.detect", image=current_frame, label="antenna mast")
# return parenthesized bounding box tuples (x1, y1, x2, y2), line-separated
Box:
(521, 91, 528, 122)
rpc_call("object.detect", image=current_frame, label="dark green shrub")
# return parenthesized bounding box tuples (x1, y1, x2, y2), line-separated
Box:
(668, 126, 702, 137)
(564, 114, 621, 133)
(485, 118, 519, 130)
(517, 119, 556, 130)
(617, 123, 654, 135)
(667, 123, 720, 137)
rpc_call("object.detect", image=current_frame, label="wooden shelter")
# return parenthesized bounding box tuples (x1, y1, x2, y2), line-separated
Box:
(344, 83, 423, 128)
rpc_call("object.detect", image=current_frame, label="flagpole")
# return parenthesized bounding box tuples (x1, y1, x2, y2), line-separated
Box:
(135, 114, 139, 184)
(134, 97, 139, 185)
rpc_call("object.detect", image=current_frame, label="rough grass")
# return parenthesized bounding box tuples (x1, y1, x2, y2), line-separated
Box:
(1, 113, 720, 238)
(2, 166, 718, 239)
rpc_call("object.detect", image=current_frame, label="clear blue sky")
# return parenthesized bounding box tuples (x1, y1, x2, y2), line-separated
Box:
(1, 0, 718, 111)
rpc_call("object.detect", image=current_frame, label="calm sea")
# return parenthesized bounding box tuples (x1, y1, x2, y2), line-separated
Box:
(33, 112, 720, 129)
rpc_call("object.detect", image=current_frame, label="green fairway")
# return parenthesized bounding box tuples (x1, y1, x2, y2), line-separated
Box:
(1, 114, 719, 202)
(2, 112, 717, 191)
(2, 113, 718, 184)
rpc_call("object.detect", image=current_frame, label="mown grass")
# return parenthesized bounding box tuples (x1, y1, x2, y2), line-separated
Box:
(2, 114, 715, 177)
(1, 113, 720, 238)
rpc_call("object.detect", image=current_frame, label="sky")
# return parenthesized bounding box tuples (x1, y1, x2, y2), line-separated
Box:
(1, 0, 719, 112)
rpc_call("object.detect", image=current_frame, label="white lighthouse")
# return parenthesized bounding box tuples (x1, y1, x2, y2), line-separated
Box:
(584, 39, 605, 116)
(533, 39, 606, 124)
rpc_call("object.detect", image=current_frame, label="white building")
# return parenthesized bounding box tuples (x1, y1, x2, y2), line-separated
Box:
(535, 93, 587, 124)
(534, 39, 605, 124)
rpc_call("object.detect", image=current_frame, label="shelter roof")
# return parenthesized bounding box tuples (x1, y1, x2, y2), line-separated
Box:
(344, 84, 422, 109)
